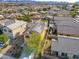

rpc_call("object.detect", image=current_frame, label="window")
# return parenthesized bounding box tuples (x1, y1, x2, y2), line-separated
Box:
(52, 51, 58, 56)
(61, 52, 67, 56)
(9, 51, 12, 53)
(3, 29, 7, 32)
(9, 30, 12, 33)
(0, 29, 3, 34)
(73, 55, 79, 59)
(13, 47, 15, 49)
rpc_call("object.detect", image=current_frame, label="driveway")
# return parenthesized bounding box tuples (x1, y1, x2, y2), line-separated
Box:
(0, 53, 16, 59)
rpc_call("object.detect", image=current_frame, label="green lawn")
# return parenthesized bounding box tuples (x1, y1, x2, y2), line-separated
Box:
(25, 31, 46, 58)
(0, 34, 8, 43)
(42, 20, 48, 23)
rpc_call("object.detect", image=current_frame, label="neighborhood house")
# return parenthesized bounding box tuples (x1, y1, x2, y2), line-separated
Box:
(0, 19, 27, 39)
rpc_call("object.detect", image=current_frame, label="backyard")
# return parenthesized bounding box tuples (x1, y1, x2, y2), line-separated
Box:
(0, 34, 8, 43)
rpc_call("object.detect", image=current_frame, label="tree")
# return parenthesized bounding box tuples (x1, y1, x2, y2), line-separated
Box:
(53, 13, 57, 16)
(70, 11, 76, 18)
(37, 9, 41, 12)
(26, 33, 45, 58)
(47, 7, 51, 10)
(70, 4, 78, 13)
(17, 14, 31, 22)
(62, 4, 67, 10)
(43, 8, 47, 11)
(56, 5, 62, 9)
(0, 34, 8, 43)
(70, 4, 78, 18)
(72, 4, 79, 8)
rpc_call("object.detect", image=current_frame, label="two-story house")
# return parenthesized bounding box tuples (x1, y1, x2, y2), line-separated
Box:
(0, 19, 27, 39)
(51, 17, 79, 59)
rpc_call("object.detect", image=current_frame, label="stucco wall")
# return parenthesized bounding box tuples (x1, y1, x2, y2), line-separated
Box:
(12, 24, 26, 37)
(3, 23, 26, 39)
(51, 35, 79, 58)
(3, 27, 13, 39)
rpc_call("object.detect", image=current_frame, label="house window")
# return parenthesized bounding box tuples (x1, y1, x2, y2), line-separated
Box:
(9, 30, 12, 33)
(52, 51, 58, 56)
(73, 55, 79, 59)
(61, 52, 67, 56)
(9, 51, 12, 53)
(3, 29, 7, 32)
(0, 29, 3, 34)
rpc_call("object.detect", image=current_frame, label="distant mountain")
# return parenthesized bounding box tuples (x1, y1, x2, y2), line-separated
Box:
(0, 0, 3, 2)
(0, 0, 69, 5)
(75, 1, 79, 4)
(3, 0, 33, 2)
(74, 1, 79, 5)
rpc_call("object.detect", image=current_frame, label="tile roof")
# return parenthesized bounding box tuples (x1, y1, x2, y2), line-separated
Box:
(0, 19, 15, 26)
(0, 20, 26, 30)
(7, 20, 26, 30)
(54, 17, 79, 35)
(27, 22, 45, 33)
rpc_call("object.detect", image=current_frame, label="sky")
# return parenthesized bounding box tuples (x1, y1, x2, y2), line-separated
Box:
(36, 0, 79, 3)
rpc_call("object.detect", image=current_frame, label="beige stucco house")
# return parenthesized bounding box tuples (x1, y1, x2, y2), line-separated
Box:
(0, 20, 26, 39)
